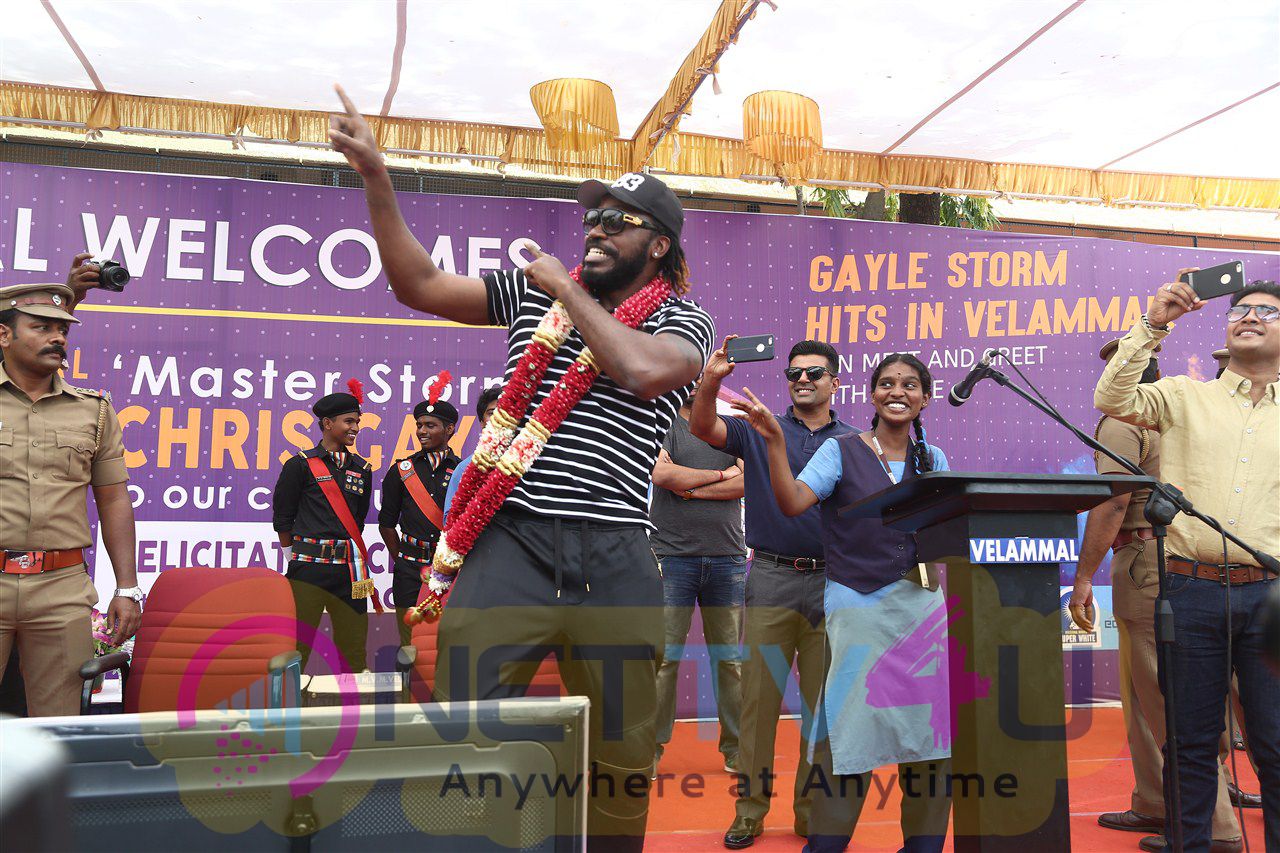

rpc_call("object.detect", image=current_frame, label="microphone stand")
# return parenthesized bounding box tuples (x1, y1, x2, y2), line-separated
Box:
(972, 364, 1279, 853)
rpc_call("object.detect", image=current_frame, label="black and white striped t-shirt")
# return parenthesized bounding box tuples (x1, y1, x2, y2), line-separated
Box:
(484, 269, 715, 526)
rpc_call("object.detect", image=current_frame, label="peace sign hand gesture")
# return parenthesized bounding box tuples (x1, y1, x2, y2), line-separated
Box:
(329, 84, 384, 178)
(728, 388, 784, 443)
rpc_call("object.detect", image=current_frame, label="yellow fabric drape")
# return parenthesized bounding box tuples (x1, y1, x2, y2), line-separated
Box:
(629, 0, 756, 170)
(2, 81, 1277, 209)
(0, 81, 97, 126)
(529, 79, 619, 153)
(742, 90, 823, 180)
(0, 81, 624, 177)
(643, 132, 1280, 210)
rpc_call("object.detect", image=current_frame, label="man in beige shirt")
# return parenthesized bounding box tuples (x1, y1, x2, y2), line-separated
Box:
(1075, 340, 1245, 848)
(0, 271, 142, 716)
(1095, 276, 1279, 853)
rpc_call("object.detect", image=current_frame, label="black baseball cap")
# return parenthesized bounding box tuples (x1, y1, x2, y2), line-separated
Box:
(577, 172, 684, 240)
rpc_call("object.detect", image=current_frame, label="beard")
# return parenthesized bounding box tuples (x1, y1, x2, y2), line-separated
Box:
(580, 245, 651, 297)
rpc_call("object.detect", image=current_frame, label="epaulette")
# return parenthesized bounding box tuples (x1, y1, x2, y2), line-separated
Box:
(65, 384, 111, 402)
(299, 447, 325, 460)
(353, 456, 372, 471)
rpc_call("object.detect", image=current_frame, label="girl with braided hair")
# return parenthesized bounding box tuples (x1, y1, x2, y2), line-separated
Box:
(868, 353, 940, 476)
(730, 352, 952, 853)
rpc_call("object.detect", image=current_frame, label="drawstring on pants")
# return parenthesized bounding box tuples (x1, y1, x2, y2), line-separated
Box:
(581, 519, 591, 594)
(554, 517, 563, 599)
(551, 517, 591, 598)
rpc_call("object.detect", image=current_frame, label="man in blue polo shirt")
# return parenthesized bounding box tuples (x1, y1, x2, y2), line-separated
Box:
(690, 338, 853, 850)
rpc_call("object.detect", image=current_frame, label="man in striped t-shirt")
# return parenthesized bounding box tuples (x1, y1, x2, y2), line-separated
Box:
(332, 87, 713, 851)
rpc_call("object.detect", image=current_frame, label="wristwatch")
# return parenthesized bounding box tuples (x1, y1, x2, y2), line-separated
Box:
(113, 586, 144, 603)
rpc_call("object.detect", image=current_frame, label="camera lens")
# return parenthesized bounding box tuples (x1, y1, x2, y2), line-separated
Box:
(98, 260, 131, 292)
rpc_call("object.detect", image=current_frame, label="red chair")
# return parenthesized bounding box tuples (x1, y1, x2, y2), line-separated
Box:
(401, 615, 562, 702)
(79, 567, 301, 714)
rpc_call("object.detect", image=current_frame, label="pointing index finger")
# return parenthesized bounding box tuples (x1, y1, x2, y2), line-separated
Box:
(514, 238, 544, 259)
(334, 84, 361, 118)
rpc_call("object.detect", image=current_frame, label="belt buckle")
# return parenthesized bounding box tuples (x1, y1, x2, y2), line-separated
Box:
(793, 557, 817, 572)
(3, 550, 44, 574)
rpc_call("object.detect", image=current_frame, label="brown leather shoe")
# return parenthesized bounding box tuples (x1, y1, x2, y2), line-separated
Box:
(724, 817, 762, 849)
(1097, 810, 1163, 833)
(1227, 781, 1262, 809)
(1138, 835, 1243, 852)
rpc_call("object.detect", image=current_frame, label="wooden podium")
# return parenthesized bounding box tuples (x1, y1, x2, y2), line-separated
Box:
(844, 472, 1154, 852)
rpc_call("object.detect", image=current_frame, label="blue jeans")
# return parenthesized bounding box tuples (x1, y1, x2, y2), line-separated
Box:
(1161, 574, 1279, 852)
(654, 554, 747, 763)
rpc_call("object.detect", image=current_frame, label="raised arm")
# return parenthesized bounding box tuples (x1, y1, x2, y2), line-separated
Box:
(329, 85, 490, 326)
(560, 283, 702, 400)
(1095, 273, 1200, 429)
(519, 248, 706, 400)
(688, 335, 737, 448)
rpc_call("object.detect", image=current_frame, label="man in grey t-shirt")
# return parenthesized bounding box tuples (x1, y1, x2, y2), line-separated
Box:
(650, 379, 747, 776)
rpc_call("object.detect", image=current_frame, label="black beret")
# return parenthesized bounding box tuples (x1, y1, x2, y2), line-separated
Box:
(313, 393, 361, 419)
(414, 399, 458, 424)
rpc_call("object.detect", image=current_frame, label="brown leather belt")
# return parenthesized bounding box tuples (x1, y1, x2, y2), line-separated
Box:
(1166, 556, 1274, 585)
(1, 549, 85, 575)
(1111, 527, 1156, 551)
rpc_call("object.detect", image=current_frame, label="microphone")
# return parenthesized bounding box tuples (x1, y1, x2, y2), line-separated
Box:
(948, 352, 994, 407)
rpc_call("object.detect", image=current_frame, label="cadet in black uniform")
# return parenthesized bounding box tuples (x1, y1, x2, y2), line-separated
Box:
(272, 387, 374, 674)
(379, 398, 460, 644)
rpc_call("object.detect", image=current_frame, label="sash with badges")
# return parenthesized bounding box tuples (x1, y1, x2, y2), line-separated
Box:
(396, 458, 447, 530)
(304, 455, 383, 611)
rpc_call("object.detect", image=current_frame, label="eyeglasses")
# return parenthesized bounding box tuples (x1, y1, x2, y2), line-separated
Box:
(1225, 304, 1280, 324)
(785, 366, 835, 382)
(582, 208, 659, 235)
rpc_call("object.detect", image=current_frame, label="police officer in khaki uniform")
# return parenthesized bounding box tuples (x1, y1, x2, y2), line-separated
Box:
(0, 280, 141, 716)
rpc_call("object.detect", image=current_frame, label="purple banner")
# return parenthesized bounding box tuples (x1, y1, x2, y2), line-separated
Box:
(3, 162, 1276, 703)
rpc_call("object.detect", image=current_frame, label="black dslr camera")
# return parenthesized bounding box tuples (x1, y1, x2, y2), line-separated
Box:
(96, 259, 131, 292)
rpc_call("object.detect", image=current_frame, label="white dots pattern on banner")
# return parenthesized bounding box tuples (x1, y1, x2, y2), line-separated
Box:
(4, 164, 1278, 591)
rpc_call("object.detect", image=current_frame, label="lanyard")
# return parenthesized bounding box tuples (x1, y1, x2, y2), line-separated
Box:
(870, 434, 933, 590)
(869, 435, 900, 483)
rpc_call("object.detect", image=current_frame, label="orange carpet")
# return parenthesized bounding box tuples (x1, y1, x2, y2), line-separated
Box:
(646, 707, 1264, 851)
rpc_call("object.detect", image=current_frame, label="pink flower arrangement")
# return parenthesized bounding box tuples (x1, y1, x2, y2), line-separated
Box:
(89, 609, 134, 694)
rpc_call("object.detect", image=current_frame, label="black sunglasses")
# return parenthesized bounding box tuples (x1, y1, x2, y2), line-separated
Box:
(582, 208, 660, 236)
(785, 366, 835, 382)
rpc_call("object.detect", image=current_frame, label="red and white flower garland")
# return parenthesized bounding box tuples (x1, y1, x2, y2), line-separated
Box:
(405, 266, 672, 625)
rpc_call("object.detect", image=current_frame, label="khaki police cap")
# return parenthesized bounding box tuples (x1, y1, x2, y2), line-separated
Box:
(1099, 338, 1160, 361)
(1212, 348, 1229, 365)
(0, 283, 79, 324)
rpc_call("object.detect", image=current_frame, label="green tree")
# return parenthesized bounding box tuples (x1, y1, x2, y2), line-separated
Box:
(808, 187, 997, 231)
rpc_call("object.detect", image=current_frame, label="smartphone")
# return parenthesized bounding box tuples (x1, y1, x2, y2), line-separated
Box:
(725, 334, 775, 364)
(1180, 261, 1245, 301)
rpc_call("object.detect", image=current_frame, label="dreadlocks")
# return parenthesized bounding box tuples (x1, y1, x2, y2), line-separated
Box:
(658, 239, 690, 296)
